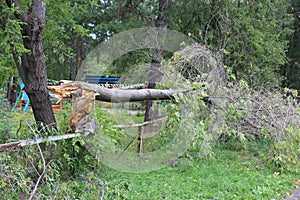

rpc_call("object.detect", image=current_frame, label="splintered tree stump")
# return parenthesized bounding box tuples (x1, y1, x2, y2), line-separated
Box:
(48, 82, 97, 133)
(68, 89, 95, 133)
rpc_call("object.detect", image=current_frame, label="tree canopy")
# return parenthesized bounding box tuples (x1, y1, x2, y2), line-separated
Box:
(0, 0, 299, 128)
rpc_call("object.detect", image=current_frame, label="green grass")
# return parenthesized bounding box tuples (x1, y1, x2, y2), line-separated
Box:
(40, 142, 298, 200)
(0, 104, 35, 142)
(93, 147, 296, 200)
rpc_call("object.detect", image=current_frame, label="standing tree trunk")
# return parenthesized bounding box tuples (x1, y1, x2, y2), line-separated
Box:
(6, 0, 57, 129)
(285, 0, 300, 89)
(75, 38, 82, 80)
(138, 0, 169, 153)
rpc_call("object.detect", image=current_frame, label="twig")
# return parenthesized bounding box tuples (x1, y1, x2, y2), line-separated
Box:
(94, 178, 105, 200)
(28, 142, 46, 200)
(114, 116, 167, 128)
(27, 154, 44, 185)
(116, 134, 139, 160)
(24, 120, 35, 133)
(39, 122, 57, 133)
(16, 120, 23, 137)
(242, 118, 263, 130)
(0, 173, 20, 190)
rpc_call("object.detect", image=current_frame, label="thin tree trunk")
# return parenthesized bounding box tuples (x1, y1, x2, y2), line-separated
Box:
(286, 1, 300, 89)
(75, 39, 82, 80)
(138, 0, 169, 153)
(69, 57, 74, 80)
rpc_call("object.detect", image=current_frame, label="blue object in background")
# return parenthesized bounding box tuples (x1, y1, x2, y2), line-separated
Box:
(85, 76, 120, 84)
(13, 82, 56, 112)
(20, 83, 29, 102)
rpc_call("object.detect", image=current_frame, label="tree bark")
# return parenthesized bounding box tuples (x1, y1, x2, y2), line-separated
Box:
(47, 81, 188, 103)
(140, 0, 169, 153)
(7, 0, 57, 129)
(286, 1, 300, 89)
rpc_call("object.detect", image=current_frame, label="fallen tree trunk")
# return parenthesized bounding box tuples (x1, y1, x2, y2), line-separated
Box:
(47, 81, 190, 102)
(47, 81, 193, 133)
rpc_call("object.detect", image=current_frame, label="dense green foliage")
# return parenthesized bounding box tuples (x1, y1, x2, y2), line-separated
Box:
(2, 0, 296, 87)
(0, 1, 30, 68)
(41, 0, 297, 88)
(284, 0, 300, 89)
(167, 0, 294, 88)
(0, 67, 18, 88)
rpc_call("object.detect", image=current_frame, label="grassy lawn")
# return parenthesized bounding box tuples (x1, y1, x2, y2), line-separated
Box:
(93, 145, 297, 200)
(47, 141, 298, 200)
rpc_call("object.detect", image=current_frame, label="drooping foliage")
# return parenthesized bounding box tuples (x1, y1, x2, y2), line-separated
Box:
(0, 1, 29, 69)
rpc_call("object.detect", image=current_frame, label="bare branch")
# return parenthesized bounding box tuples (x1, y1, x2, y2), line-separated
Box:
(115, 116, 167, 128)
(28, 142, 45, 200)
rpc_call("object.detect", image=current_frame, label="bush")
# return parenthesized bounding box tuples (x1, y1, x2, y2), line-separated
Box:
(214, 82, 300, 172)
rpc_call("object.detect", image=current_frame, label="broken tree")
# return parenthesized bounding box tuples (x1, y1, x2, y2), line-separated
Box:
(47, 81, 191, 133)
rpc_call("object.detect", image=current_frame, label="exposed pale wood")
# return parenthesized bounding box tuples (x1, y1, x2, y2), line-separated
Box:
(68, 89, 95, 131)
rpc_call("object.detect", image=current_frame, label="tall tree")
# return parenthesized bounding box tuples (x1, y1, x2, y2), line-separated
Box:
(1, 0, 56, 129)
(44, 0, 90, 81)
(44, 0, 146, 80)
(137, 0, 169, 153)
(144, 0, 169, 122)
(285, 0, 300, 89)
(166, 0, 293, 89)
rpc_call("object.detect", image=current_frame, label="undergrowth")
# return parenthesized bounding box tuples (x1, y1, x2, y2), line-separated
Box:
(0, 86, 299, 199)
